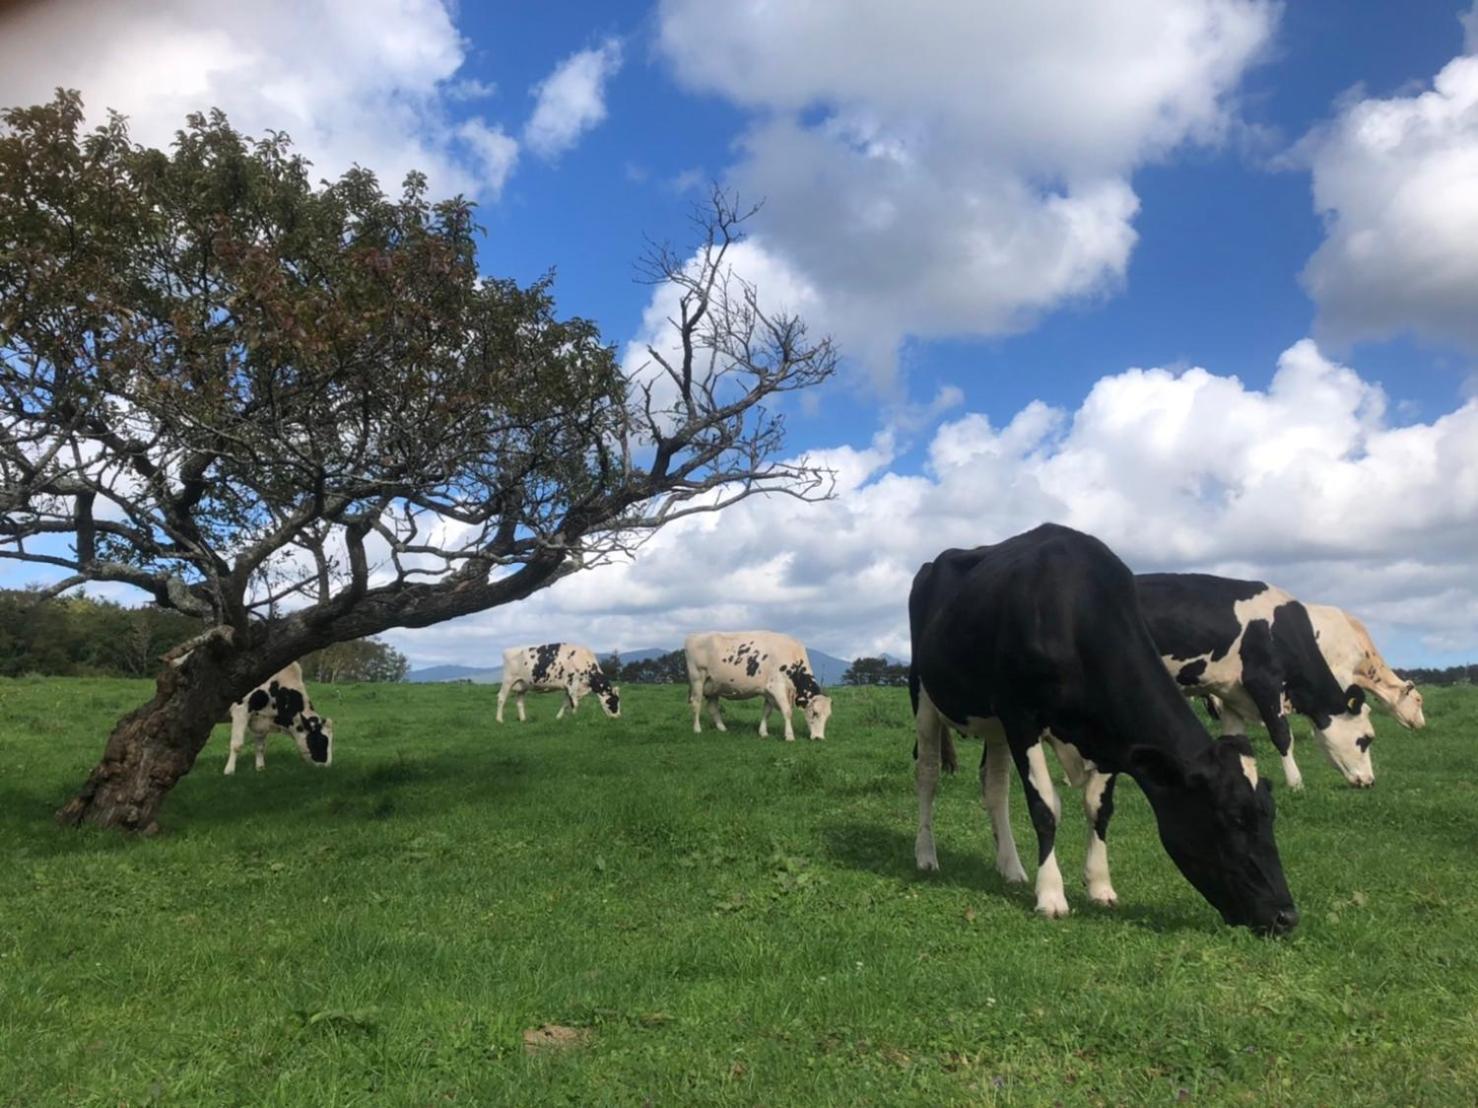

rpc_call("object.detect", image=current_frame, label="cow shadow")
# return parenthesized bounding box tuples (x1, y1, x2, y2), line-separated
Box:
(819, 818, 1220, 935)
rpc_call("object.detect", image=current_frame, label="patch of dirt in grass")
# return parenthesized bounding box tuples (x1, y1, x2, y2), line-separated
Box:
(522, 1024, 593, 1054)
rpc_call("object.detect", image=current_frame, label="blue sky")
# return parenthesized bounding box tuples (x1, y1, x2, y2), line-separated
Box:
(2, 0, 1476, 669)
(459, 0, 1474, 432)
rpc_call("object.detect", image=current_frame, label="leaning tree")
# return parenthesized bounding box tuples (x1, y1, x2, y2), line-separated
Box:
(0, 92, 836, 831)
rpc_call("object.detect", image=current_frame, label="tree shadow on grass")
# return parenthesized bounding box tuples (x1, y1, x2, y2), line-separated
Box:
(0, 745, 538, 855)
(820, 818, 1222, 936)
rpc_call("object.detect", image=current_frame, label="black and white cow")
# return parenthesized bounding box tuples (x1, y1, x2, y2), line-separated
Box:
(223, 661, 334, 773)
(911, 524, 1297, 933)
(684, 631, 833, 741)
(496, 643, 621, 723)
(1136, 574, 1376, 790)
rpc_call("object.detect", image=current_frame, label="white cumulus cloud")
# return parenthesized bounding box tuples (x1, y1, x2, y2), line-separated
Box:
(389, 339, 1478, 669)
(1299, 5, 1478, 351)
(0, 0, 517, 199)
(654, 0, 1278, 383)
(523, 38, 623, 159)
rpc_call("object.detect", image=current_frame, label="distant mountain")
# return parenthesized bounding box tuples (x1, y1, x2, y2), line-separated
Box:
(806, 649, 851, 687)
(408, 645, 867, 685)
(406, 664, 501, 684)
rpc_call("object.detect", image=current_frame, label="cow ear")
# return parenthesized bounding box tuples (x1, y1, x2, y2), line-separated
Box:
(1127, 745, 1186, 790)
(1344, 684, 1366, 714)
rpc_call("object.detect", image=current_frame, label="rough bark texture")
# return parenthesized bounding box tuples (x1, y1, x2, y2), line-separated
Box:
(55, 670, 226, 832)
(52, 632, 285, 832)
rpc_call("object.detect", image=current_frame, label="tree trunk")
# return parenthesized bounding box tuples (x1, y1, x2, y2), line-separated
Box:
(56, 647, 240, 833)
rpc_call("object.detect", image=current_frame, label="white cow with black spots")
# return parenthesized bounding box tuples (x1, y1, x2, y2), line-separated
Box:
(223, 661, 334, 773)
(684, 631, 832, 741)
(496, 643, 621, 723)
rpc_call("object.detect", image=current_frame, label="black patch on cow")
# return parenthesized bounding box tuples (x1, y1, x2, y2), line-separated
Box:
(1137, 572, 1267, 663)
(271, 685, 306, 728)
(586, 668, 611, 694)
(744, 655, 761, 677)
(530, 643, 563, 684)
(246, 689, 270, 712)
(1175, 659, 1208, 687)
(1266, 601, 1355, 729)
(301, 714, 330, 763)
(1014, 744, 1058, 865)
(1094, 774, 1118, 843)
(782, 662, 822, 706)
(736, 642, 751, 655)
(1356, 735, 1373, 753)
(1202, 695, 1222, 721)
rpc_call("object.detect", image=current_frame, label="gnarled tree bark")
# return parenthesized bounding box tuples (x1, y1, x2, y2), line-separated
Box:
(55, 644, 244, 832)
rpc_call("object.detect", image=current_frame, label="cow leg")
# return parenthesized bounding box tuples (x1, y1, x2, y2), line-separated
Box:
(1081, 770, 1119, 907)
(556, 689, 574, 720)
(516, 692, 527, 723)
(1047, 731, 1090, 789)
(1239, 687, 1302, 791)
(224, 710, 245, 775)
(914, 691, 946, 872)
(758, 699, 771, 738)
(770, 681, 797, 742)
(690, 683, 705, 734)
(1006, 729, 1069, 918)
(981, 724, 1028, 885)
(707, 696, 727, 732)
(253, 727, 268, 772)
(496, 682, 509, 724)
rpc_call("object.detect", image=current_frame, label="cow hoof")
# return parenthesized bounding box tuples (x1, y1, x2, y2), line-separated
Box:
(998, 862, 1029, 885)
(223, 766, 235, 776)
(916, 854, 940, 872)
(1286, 778, 1305, 792)
(1089, 890, 1120, 909)
(1036, 899, 1071, 919)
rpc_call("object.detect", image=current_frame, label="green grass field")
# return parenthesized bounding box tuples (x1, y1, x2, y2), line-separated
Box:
(1, 678, 1475, 1105)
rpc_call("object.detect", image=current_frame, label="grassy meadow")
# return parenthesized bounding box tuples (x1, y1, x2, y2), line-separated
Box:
(1, 677, 1476, 1106)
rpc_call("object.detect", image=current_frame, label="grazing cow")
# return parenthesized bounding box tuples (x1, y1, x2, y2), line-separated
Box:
(223, 662, 334, 774)
(1137, 574, 1376, 790)
(684, 631, 833, 742)
(911, 524, 1296, 933)
(1307, 605, 1425, 730)
(496, 643, 620, 723)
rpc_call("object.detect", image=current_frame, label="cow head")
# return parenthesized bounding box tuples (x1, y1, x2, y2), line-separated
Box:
(587, 670, 621, 718)
(1391, 679, 1425, 730)
(291, 712, 334, 766)
(1130, 735, 1297, 935)
(804, 693, 832, 740)
(1311, 684, 1375, 787)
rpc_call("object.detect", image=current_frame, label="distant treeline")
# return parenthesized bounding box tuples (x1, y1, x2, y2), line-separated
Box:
(0, 589, 407, 682)
(600, 651, 688, 684)
(840, 656, 910, 686)
(1396, 664, 1476, 687)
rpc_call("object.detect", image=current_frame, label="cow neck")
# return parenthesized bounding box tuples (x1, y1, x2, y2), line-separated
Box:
(1094, 631, 1213, 770)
